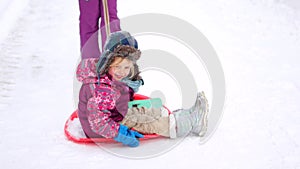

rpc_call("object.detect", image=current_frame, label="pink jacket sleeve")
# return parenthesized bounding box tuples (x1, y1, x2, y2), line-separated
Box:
(86, 88, 120, 138)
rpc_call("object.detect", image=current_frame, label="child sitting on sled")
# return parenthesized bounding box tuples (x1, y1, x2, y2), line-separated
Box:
(76, 31, 209, 147)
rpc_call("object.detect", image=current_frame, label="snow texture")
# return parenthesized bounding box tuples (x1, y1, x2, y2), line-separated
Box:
(0, 0, 299, 168)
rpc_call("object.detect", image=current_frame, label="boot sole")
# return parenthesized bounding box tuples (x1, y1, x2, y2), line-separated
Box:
(198, 91, 209, 137)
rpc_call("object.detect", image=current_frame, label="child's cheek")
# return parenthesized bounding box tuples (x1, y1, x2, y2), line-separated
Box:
(108, 68, 114, 77)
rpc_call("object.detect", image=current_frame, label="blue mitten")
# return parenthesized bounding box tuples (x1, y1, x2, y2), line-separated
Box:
(114, 124, 144, 147)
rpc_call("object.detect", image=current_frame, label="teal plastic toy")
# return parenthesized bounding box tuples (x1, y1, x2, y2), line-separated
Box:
(128, 98, 162, 109)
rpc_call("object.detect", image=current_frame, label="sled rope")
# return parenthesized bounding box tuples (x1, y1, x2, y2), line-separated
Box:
(102, 0, 111, 37)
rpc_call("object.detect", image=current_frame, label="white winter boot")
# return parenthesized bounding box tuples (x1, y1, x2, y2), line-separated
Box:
(172, 91, 209, 137)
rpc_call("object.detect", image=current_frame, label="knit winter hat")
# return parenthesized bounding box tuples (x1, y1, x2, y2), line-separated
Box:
(96, 31, 139, 74)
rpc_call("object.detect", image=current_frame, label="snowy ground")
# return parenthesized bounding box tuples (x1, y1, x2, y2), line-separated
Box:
(0, 0, 300, 168)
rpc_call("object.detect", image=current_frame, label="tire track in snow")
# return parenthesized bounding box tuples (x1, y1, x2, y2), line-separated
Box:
(0, 0, 47, 110)
(0, 30, 23, 109)
(0, 0, 79, 111)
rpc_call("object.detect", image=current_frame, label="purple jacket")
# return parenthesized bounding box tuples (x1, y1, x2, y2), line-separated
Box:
(76, 58, 134, 138)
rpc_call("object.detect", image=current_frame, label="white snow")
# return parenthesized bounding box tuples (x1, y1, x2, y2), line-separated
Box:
(0, 0, 300, 168)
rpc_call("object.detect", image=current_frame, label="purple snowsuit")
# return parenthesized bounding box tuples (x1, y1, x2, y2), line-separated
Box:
(79, 0, 121, 59)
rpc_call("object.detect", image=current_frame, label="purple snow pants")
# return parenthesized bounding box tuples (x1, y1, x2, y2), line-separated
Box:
(79, 0, 121, 59)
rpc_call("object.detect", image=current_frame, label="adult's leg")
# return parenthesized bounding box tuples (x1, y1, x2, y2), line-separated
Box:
(79, 0, 101, 59)
(100, 0, 121, 49)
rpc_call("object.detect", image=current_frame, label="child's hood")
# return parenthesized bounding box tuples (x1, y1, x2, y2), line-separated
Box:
(76, 58, 111, 85)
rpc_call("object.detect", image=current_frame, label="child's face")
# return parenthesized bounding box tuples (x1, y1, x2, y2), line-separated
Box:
(108, 57, 133, 81)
